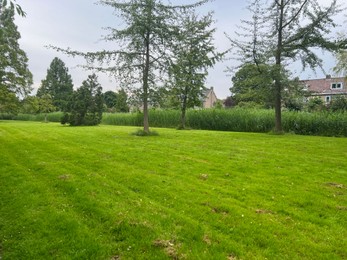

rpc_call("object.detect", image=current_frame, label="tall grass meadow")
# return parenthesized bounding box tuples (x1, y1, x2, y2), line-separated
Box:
(2, 109, 346, 136)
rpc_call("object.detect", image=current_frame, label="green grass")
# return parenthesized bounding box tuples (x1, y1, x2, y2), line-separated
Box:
(0, 121, 346, 259)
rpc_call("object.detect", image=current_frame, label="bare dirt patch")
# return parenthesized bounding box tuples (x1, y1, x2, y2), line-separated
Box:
(325, 182, 344, 188)
(153, 239, 180, 259)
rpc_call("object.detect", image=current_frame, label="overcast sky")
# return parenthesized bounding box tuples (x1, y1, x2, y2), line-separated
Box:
(15, 0, 346, 99)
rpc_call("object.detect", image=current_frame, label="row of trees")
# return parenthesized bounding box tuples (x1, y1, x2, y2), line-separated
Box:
(1, 0, 347, 130)
(52, 0, 221, 131)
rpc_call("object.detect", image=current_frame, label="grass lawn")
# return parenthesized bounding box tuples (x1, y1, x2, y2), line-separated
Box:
(0, 121, 346, 259)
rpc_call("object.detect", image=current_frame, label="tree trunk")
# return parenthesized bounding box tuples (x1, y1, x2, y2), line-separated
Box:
(180, 94, 188, 129)
(142, 33, 150, 133)
(274, 0, 284, 133)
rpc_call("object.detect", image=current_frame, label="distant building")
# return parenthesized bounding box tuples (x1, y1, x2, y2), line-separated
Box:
(203, 87, 218, 108)
(301, 75, 347, 103)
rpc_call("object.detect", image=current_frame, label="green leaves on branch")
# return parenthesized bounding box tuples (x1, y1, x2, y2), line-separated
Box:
(0, 0, 26, 17)
(0, 2, 32, 114)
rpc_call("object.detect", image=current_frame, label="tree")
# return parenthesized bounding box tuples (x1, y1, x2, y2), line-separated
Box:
(0, 85, 18, 113)
(38, 94, 55, 122)
(231, 63, 274, 108)
(223, 96, 236, 108)
(62, 74, 103, 126)
(330, 95, 347, 112)
(103, 90, 117, 110)
(103, 89, 129, 112)
(115, 89, 129, 112)
(0, 4, 32, 114)
(168, 11, 221, 129)
(51, 0, 210, 133)
(334, 32, 347, 75)
(334, 50, 347, 75)
(37, 57, 74, 111)
(20, 95, 39, 114)
(229, 0, 347, 132)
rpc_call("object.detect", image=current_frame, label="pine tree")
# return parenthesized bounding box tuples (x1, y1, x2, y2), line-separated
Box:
(37, 57, 74, 111)
(63, 74, 103, 126)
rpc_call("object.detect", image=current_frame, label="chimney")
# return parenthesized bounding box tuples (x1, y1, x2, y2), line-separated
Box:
(326, 75, 331, 79)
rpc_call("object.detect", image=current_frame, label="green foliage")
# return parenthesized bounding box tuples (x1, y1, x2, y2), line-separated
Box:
(229, 0, 347, 132)
(37, 57, 73, 111)
(231, 64, 274, 108)
(62, 74, 103, 126)
(101, 108, 347, 137)
(14, 112, 63, 122)
(0, 86, 19, 114)
(0, 4, 32, 107)
(1, 122, 346, 259)
(168, 11, 221, 128)
(20, 95, 39, 114)
(115, 89, 129, 112)
(103, 90, 117, 110)
(333, 33, 347, 75)
(51, 0, 211, 133)
(330, 95, 347, 112)
(0, 0, 26, 16)
(307, 97, 325, 112)
(282, 111, 347, 136)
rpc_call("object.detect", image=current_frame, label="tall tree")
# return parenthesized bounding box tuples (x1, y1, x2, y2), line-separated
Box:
(103, 89, 129, 112)
(38, 94, 55, 122)
(51, 0, 210, 133)
(229, 0, 347, 132)
(0, 4, 32, 113)
(103, 90, 117, 110)
(231, 63, 274, 108)
(168, 11, 221, 129)
(115, 89, 129, 112)
(37, 57, 74, 111)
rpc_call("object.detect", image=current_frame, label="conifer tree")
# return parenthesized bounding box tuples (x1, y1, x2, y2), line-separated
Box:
(62, 74, 103, 126)
(37, 57, 74, 111)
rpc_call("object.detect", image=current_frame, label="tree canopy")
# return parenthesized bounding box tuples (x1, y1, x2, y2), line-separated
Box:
(37, 57, 74, 111)
(0, 3, 32, 114)
(168, 11, 221, 129)
(62, 74, 103, 126)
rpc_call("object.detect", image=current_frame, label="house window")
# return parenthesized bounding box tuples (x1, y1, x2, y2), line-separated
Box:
(325, 96, 331, 103)
(331, 82, 343, 89)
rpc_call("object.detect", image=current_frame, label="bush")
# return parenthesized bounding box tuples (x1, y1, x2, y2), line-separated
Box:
(330, 95, 347, 112)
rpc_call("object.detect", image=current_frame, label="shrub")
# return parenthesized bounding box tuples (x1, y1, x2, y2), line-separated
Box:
(330, 95, 347, 112)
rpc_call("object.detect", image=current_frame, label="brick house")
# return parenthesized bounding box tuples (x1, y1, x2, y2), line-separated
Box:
(302, 75, 347, 103)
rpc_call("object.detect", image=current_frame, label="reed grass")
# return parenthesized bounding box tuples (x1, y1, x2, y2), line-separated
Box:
(2, 109, 346, 136)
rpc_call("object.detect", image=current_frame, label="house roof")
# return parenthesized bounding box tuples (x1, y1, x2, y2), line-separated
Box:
(301, 76, 347, 95)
